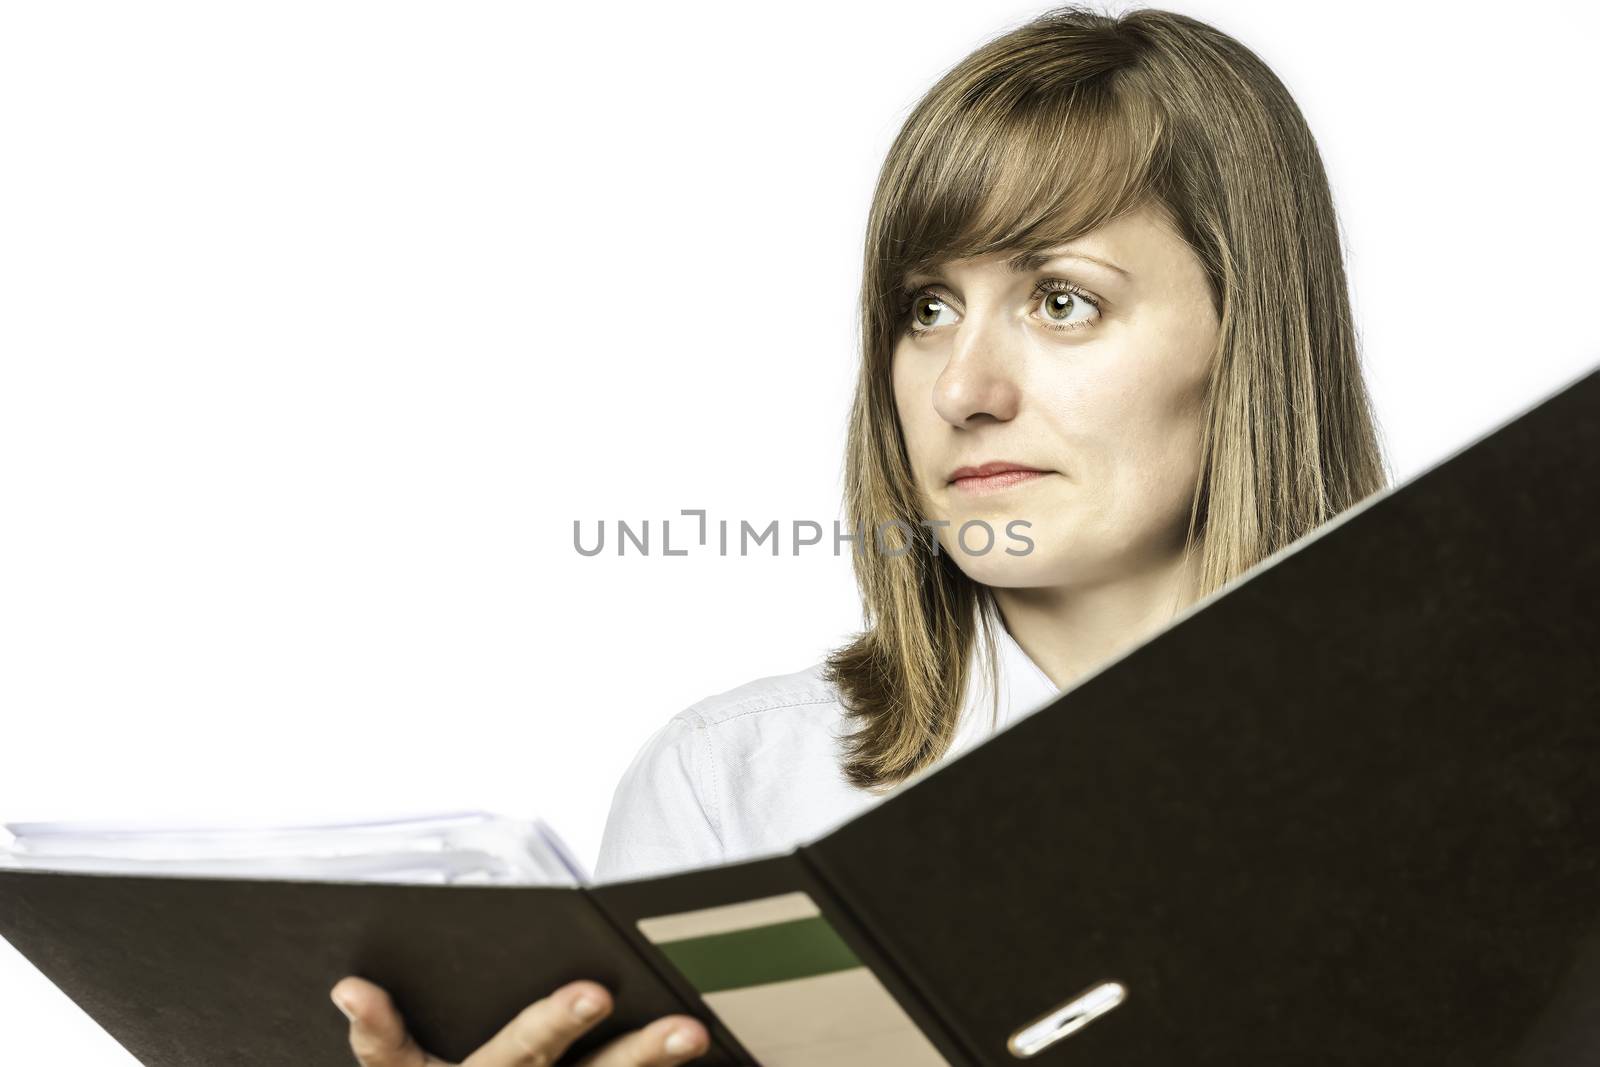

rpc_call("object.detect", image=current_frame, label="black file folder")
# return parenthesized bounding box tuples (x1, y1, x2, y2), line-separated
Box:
(3, 362, 1598, 1066)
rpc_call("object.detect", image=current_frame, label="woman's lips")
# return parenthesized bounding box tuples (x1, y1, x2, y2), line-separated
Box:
(949, 469, 1049, 494)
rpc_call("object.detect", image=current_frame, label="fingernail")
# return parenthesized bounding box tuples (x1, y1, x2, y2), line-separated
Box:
(571, 994, 603, 1021)
(330, 991, 355, 1021)
(664, 1027, 702, 1055)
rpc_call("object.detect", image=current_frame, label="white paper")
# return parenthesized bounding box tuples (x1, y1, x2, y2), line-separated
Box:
(0, 810, 590, 886)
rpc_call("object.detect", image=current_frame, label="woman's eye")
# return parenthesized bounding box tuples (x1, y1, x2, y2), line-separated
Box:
(1034, 286, 1099, 329)
(909, 294, 955, 331)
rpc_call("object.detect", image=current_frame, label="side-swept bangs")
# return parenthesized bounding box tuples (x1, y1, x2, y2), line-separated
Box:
(867, 41, 1166, 329)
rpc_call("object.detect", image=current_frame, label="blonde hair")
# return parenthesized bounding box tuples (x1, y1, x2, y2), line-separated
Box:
(824, 4, 1391, 791)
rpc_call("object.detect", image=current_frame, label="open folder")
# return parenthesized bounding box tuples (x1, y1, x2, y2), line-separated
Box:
(2, 362, 1598, 1066)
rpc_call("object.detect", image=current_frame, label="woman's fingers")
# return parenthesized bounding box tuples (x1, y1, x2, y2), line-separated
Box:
(574, 1014, 710, 1067)
(328, 974, 706, 1067)
(332, 976, 445, 1067)
(460, 980, 614, 1067)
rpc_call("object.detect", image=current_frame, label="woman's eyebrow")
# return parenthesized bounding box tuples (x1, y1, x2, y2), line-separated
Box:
(1005, 248, 1131, 278)
(902, 249, 1131, 288)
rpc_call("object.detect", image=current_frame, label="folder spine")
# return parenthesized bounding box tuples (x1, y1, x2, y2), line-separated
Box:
(578, 885, 758, 1066)
(796, 844, 986, 1067)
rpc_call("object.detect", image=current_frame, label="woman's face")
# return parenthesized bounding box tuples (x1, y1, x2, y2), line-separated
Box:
(890, 202, 1219, 589)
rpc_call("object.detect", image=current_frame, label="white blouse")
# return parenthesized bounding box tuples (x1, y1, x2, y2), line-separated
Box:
(593, 620, 1062, 883)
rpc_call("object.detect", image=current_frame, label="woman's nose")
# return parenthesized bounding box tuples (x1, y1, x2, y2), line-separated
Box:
(930, 312, 1022, 427)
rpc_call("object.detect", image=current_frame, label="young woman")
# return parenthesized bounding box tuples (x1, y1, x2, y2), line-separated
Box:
(331, 5, 1389, 1064)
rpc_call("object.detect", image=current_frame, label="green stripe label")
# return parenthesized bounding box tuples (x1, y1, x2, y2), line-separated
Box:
(653, 914, 864, 994)
(638, 891, 951, 1066)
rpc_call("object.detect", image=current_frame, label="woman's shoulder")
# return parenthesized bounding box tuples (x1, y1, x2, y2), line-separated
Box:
(593, 660, 869, 883)
(622, 659, 851, 781)
(674, 659, 842, 730)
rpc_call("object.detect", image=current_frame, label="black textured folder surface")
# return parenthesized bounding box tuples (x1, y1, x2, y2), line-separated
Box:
(0, 870, 755, 1066)
(803, 365, 1600, 1065)
(1, 365, 1596, 1067)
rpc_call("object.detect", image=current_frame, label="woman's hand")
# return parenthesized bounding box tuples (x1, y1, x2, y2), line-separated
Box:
(330, 975, 711, 1067)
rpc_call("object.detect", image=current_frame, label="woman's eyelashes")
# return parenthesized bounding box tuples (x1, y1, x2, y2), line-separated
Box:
(901, 278, 1103, 337)
(1031, 279, 1102, 332)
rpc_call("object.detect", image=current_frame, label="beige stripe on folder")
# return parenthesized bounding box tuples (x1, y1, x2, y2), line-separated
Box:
(638, 891, 951, 1066)
(701, 968, 948, 1067)
(637, 890, 819, 942)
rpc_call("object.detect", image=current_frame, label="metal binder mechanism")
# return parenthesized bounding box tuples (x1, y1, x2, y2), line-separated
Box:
(1006, 980, 1128, 1058)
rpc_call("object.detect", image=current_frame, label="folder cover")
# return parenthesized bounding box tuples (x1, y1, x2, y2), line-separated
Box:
(2, 363, 1597, 1065)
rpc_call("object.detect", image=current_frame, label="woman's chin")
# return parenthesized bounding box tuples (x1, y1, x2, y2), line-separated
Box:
(945, 552, 1067, 589)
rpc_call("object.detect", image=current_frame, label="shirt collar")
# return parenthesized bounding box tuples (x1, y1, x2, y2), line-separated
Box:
(950, 604, 1062, 754)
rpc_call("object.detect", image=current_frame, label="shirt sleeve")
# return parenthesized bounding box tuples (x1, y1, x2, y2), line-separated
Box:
(593, 712, 725, 883)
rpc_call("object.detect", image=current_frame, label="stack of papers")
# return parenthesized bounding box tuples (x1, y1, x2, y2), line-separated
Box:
(0, 810, 588, 886)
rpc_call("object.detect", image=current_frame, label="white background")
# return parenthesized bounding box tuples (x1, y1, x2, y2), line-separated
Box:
(2, 0, 1596, 1060)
